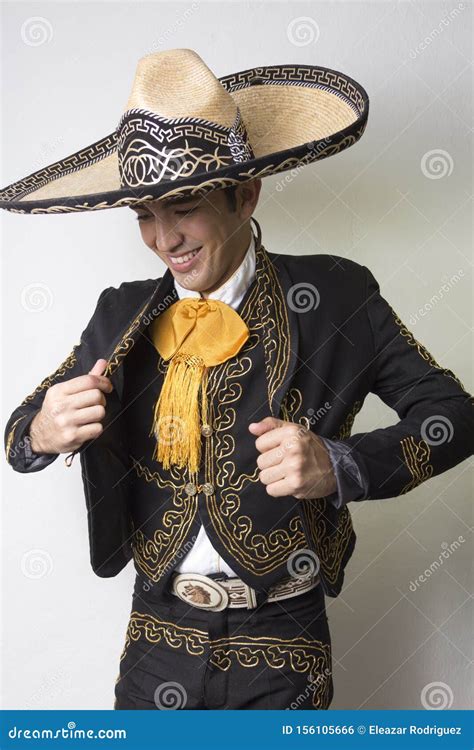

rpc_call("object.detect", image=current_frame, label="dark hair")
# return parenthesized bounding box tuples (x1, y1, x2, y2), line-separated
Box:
(223, 185, 238, 212)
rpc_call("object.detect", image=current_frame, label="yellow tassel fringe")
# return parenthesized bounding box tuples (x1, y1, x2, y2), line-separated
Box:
(149, 351, 209, 474)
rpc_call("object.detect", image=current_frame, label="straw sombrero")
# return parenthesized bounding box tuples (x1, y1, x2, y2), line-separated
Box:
(0, 48, 369, 215)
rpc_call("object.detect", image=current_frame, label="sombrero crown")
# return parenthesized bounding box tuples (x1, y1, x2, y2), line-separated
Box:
(0, 48, 369, 214)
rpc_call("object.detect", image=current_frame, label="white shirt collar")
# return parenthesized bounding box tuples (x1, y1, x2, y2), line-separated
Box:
(173, 231, 256, 311)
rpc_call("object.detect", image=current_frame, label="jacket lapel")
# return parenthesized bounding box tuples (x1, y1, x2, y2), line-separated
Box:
(254, 243, 300, 419)
(103, 269, 177, 398)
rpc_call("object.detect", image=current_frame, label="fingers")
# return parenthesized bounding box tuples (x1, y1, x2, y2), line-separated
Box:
(68, 388, 107, 410)
(249, 416, 298, 453)
(256, 444, 285, 470)
(89, 358, 109, 376)
(254, 425, 291, 453)
(73, 404, 106, 426)
(72, 422, 104, 446)
(62, 359, 113, 395)
(248, 416, 282, 435)
(258, 463, 286, 486)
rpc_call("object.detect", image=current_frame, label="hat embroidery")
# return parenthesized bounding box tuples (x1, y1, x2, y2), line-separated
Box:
(118, 108, 254, 188)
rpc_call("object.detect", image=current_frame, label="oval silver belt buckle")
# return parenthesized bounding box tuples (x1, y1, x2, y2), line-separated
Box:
(173, 573, 229, 611)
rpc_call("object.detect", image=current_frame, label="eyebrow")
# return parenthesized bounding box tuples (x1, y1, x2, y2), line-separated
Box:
(131, 195, 201, 211)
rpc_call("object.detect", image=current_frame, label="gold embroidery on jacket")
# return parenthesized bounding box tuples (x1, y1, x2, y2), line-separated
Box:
(119, 610, 332, 709)
(399, 436, 433, 494)
(104, 299, 155, 377)
(21, 346, 79, 404)
(121, 313, 200, 581)
(201, 243, 306, 574)
(260, 250, 292, 406)
(5, 414, 28, 463)
(130, 458, 199, 581)
(337, 401, 363, 439)
(281, 389, 361, 587)
(391, 309, 466, 390)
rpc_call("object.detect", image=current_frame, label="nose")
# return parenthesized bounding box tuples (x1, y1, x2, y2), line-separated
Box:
(153, 218, 185, 255)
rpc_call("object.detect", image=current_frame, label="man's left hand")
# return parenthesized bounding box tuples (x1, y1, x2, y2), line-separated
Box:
(248, 416, 337, 500)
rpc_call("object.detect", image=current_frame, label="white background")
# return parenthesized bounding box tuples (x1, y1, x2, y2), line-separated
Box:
(1, 0, 472, 710)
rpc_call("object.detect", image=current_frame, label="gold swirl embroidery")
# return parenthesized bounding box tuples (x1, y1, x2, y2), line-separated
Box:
(280, 387, 304, 424)
(130, 458, 198, 581)
(211, 635, 332, 709)
(202, 243, 306, 574)
(337, 401, 363, 440)
(210, 633, 330, 670)
(280, 388, 359, 587)
(20, 346, 79, 405)
(259, 251, 292, 407)
(104, 298, 156, 377)
(301, 499, 354, 585)
(119, 611, 332, 709)
(5, 414, 28, 463)
(119, 611, 208, 662)
(399, 436, 433, 494)
(391, 308, 466, 391)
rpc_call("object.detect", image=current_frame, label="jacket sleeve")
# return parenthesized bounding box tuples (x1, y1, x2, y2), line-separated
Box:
(331, 266, 474, 502)
(4, 287, 112, 473)
(319, 436, 369, 509)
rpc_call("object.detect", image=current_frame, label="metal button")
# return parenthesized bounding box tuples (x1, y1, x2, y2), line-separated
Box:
(201, 482, 214, 496)
(184, 482, 197, 497)
(201, 423, 213, 437)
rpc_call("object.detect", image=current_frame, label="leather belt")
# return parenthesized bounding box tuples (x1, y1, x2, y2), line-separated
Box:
(170, 571, 320, 611)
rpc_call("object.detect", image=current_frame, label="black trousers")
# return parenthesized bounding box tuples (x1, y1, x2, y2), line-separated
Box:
(114, 572, 333, 710)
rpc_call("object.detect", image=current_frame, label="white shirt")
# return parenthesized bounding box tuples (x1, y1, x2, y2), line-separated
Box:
(173, 230, 256, 576)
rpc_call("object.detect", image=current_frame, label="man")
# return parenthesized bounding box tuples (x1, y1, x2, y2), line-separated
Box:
(3, 49, 473, 710)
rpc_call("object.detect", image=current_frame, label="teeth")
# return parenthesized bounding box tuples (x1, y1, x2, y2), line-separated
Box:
(170, 248, 200, 265)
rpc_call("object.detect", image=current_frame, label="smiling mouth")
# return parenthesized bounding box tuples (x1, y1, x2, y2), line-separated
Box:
(168, 247, 202, 267)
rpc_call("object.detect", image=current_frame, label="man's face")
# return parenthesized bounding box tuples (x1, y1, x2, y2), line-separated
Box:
(130, 181, 261, 296)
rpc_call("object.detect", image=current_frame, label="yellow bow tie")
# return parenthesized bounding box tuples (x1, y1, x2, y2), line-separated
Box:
(148, 297, 250, 474)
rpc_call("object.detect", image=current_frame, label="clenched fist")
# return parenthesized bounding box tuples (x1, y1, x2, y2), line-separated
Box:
(249, 416, 337, 500)
(28, 358, 113, 455)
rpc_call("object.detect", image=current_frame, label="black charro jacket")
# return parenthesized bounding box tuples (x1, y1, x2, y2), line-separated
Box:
(5, 232, 474, 601)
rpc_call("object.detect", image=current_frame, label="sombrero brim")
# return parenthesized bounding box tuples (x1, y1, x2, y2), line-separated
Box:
(0, 64, 369, 215)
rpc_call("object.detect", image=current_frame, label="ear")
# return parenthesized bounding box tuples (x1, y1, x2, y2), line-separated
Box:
(238, 178, 262, 219)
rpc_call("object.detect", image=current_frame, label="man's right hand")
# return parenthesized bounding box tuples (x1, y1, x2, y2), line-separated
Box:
(28, 358, 114, 454)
